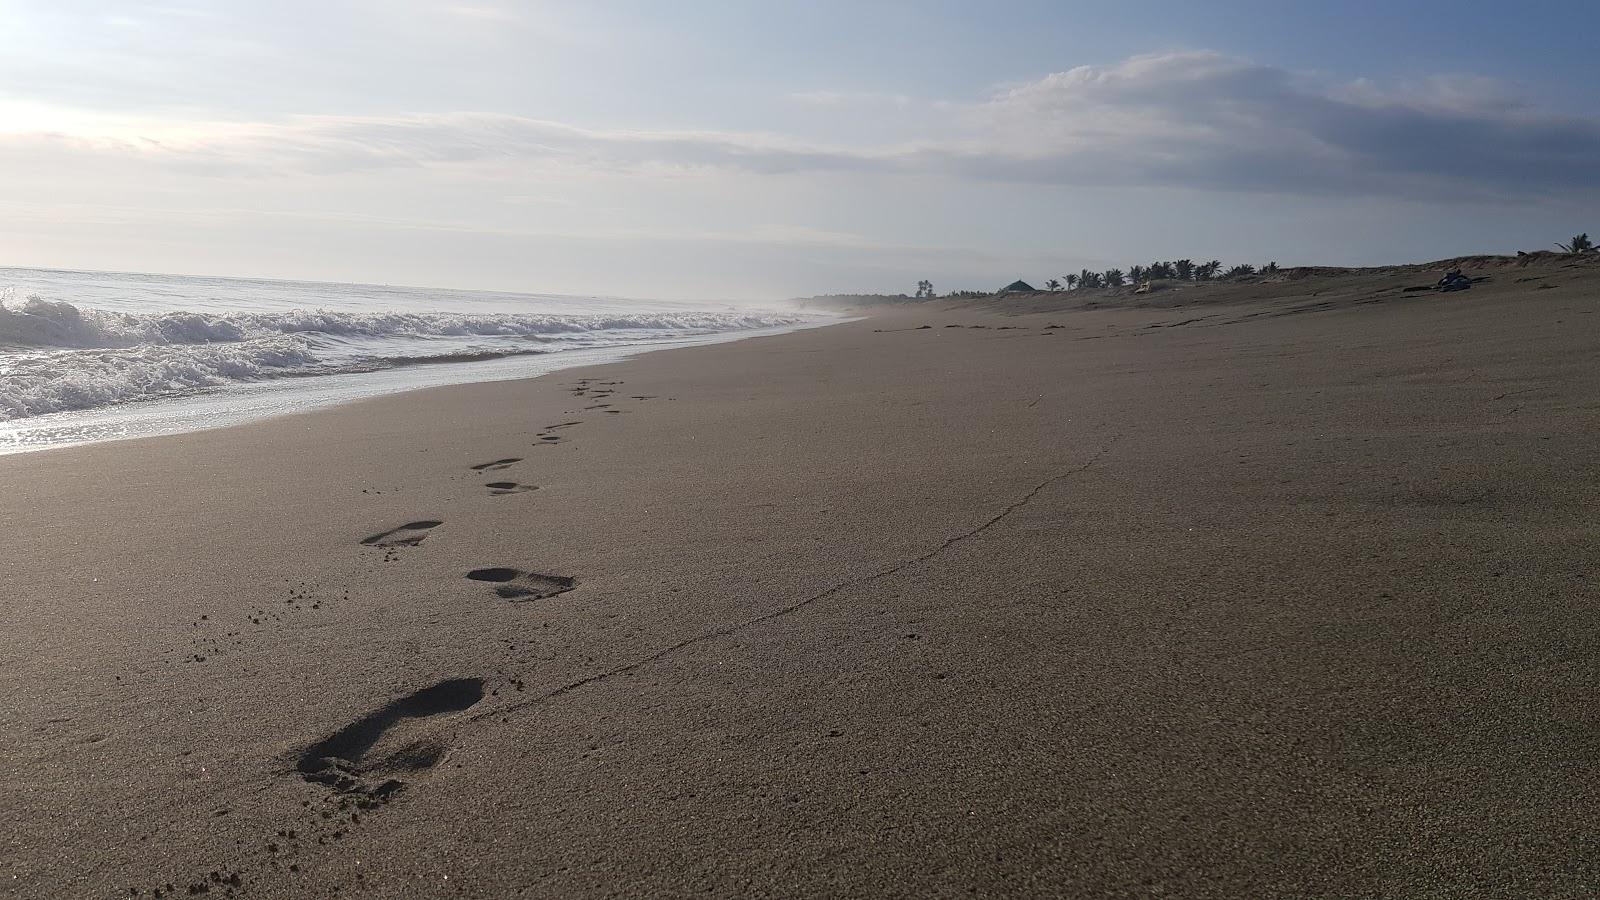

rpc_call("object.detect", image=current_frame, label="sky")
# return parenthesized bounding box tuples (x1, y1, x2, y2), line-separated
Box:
(2, 0, 1598, 301)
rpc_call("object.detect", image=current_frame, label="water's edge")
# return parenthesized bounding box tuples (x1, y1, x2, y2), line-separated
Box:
(0, 318, 846, 455)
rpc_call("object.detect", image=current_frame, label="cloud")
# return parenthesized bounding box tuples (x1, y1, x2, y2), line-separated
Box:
(960, 52, 1600, 200)
(8, 51, 1599, 201)
(787, 90, 915, 108)
(11, 113, 894, 178)
(441, 5, 519, 22)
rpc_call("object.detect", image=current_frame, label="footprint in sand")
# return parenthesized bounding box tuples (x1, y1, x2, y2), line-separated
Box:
(535, 423, 582, 444)
(571, 379, 621, 397)
(485, 482, 537, 496)
(297, 678, 484, 803)
(470, 458, 522, 472)
(360, 521, 442, 548)
(466, 567, 576, 601)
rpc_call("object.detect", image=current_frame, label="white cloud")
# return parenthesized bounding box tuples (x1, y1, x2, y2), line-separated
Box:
(787, 90, 914, 108)
(4, 113, 893, 177)
(441, 5, 519, 22)
(5, 51, 1598, 203)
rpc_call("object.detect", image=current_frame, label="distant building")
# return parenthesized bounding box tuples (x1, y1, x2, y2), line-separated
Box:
(1000, 280, 1036, 293)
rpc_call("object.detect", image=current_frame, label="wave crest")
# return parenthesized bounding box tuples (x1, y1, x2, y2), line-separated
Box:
(0, 297, 797, 349)
(0, 297, 809, 421)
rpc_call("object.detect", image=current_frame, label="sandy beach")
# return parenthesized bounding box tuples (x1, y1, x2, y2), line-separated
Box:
(4, 257, 1598, 898)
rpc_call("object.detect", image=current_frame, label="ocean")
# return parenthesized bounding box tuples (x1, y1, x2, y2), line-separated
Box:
(0, 267, 820, 454)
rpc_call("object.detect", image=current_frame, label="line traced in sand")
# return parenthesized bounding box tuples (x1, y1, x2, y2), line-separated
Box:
(471, 434, 1121, 724)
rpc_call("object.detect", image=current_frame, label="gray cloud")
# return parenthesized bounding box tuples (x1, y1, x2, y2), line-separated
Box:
(965, 52, 1600, 199)
(13, 51, 1600, 201)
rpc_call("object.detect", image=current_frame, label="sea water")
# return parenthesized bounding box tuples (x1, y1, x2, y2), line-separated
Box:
(0, 267, 822, 454)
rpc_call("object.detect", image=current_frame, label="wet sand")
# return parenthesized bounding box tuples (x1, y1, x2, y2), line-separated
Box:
(3, 257, 1598, 897)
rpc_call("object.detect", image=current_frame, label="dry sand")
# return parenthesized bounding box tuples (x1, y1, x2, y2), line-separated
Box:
(3, 256, 1598, 898)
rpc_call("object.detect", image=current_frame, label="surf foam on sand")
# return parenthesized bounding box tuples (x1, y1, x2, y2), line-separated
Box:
(0, 267, 823, 452)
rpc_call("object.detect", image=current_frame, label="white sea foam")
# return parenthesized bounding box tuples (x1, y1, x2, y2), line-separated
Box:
(0, 295, 797, 351)
(0, 268, 821, 432)
(0, 338, 323, 420)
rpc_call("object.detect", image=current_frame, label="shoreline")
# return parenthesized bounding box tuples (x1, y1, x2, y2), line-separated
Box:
(4, 261, 1598, 897)
(0, 317, 838, 456)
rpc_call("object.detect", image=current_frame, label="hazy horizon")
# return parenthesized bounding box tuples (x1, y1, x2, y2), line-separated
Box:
(4, 1, 1598, 301)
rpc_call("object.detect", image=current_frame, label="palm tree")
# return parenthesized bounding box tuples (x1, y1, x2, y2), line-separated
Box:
(1079, 269, 1103, 289)
(1557, 233, 1594, 254)
(1174, 259, 1195, 281)
(1262, 261, 1279, 274)
(1224, 263, 1257, 280)
(1046, 279, 1062, 292)
(1103, 269, 1126, 288)
(1128, 265, 1148, 286)
(1196, 260, 1222, 281)
(1064, 273, 1079, 291)
(1148, 261, 1174, 280)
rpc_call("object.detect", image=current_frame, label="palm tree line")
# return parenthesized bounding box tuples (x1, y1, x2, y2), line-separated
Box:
(917, 233, 1590, 299)
(1045, 259, 1279, 291)
(1046, 232, 1595, 293)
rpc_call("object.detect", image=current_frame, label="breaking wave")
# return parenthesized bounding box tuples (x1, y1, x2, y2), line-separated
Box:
(0, 296, 795, 350)
(0, 296, 806, 421)
(0, 339, 323, 420)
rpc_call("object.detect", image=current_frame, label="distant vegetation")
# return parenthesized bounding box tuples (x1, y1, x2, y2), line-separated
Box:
(821, 234, 1591, 307)
(1030, 230, 1592, 292)
(1037, 257, 1274, 291)
(798, 293, 915, 307)
(798, 288, 994, 308)
(1557, 233, 1594, 254)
